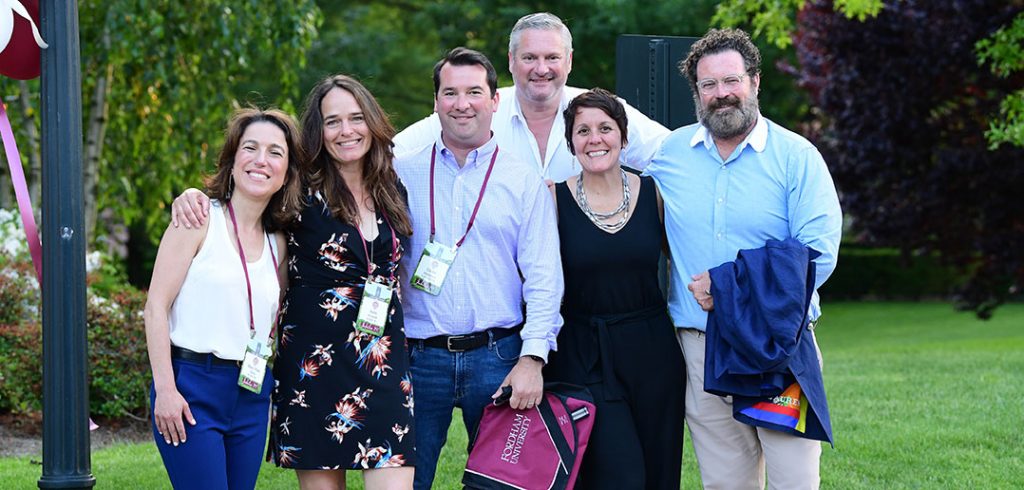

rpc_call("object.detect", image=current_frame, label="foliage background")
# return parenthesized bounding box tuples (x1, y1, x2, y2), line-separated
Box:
(0, 3, 1021, 423)
(1, 0, 818, 287)
(0, 210, 149, 417)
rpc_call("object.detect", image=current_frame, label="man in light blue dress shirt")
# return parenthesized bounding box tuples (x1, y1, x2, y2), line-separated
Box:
(394, 12, 669, 183)
(394, 47, 564, 490)
(645, 29, 842, 489)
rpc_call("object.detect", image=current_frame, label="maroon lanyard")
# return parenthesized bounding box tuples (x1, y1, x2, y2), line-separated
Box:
(428, 144, 499, 247)
(227, 201, 279, 339)
(354, 210, 399, 278)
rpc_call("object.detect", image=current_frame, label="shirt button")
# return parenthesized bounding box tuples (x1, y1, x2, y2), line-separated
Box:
(717, 197, 724, 204)
(716, 232, 724, 240)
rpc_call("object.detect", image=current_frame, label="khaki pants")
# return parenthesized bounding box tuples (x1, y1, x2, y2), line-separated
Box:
(677, 328, 822, 490)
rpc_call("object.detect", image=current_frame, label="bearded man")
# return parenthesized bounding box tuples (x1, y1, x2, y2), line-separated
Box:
(644, 28, 843, 490)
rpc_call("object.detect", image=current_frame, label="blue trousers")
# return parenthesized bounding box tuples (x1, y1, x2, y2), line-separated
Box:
(408, 332, 521, 490)
(150, 357, 272, 490)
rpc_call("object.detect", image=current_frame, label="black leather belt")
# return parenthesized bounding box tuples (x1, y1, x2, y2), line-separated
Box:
(171, 346, 240, 367)
(418, 325, 522, 352)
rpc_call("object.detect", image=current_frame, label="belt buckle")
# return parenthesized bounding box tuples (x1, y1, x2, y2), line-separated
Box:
(446, 334, 469, 352)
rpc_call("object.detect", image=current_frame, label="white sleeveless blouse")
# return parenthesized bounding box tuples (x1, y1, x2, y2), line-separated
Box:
(168, 200, 280, 361)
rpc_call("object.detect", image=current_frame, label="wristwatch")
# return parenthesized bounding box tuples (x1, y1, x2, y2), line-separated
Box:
(523, 354, 545, 364)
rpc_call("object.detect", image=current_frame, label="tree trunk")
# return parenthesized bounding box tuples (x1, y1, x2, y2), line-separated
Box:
(18, 80, 42, 212)
(83, 61, 112, 242)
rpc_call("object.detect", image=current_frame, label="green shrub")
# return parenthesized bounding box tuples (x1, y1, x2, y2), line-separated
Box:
(0, 207, 152, 418)
(0, 252, 42, 414)
(0, 322, 43, 414)
(87, 287, 151, 418)
(0, 273, 151, 417)
(821, 245, 965, 300)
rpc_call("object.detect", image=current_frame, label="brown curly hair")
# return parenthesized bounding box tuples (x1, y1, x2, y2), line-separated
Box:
(678, 28, 762, 96)
(205, 107, 305, 232)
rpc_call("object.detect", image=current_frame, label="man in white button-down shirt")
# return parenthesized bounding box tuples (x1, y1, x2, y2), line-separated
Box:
(394, 12, 669, 183)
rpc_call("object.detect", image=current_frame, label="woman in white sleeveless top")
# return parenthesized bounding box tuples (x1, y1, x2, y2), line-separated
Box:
(143, 108, 304, 489)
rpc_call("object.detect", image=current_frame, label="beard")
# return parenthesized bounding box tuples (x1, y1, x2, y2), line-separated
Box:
(695, 92, 759, 140)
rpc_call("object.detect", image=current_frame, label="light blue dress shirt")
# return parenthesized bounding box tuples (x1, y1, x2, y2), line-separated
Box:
(645, 115, 842, 331)
(394, 86, 669, 183)
(394, 135, 564, 360)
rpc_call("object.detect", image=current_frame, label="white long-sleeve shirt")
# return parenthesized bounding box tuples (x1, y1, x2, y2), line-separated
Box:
(395, 85, 670, 183)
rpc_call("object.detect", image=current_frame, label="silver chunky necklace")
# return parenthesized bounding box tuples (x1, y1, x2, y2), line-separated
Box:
(575, 168, 630, 232)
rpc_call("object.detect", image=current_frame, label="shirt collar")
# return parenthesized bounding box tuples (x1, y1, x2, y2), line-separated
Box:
(690, 113, 768, 153)
(434, 131, 499, 169)
(509, 85, 572, 124)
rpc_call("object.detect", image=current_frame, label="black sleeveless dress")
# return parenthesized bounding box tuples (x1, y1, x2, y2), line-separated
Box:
(546, 175, 685, 490)
(269, 194, 416, 470)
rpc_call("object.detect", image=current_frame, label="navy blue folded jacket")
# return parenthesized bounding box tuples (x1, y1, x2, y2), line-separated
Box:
(706, 238, 833, 444)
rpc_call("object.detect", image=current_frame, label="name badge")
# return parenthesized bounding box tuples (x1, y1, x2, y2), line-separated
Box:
(355, 279, 393, 337)
(238, 337, 272, 393)
(411, 241, 456, 295)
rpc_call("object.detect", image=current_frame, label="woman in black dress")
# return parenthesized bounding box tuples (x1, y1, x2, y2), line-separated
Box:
(545, 88, 686, 489)
(269, 75, 416, 488)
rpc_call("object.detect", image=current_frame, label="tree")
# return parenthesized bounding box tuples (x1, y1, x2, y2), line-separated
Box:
(742, 0, 1024, 317)
(976, 13, 1024, 148)
(714, 0, 1024, 151)
(304, 0, 810, 130)
(1, 0, 319, 280)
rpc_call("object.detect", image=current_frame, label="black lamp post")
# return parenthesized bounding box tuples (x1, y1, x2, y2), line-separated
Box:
(37, 0, 95, 488)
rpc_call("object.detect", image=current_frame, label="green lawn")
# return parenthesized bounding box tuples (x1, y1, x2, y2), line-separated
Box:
(1, 302, 1021, 489)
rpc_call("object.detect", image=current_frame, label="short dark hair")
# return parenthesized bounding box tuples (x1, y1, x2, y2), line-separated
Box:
(678, 28, 762, 95)
(433, 47, 499, 97)
(206, 107, 304, 232)
(562, 88, 629, 156)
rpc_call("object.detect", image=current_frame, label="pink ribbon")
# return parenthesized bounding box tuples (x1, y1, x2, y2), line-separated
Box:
(0, 101, 97, 431)
(0, 101, 41, 278)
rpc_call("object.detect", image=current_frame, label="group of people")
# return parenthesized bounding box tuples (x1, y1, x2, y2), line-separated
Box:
(144, 11, 842, 490)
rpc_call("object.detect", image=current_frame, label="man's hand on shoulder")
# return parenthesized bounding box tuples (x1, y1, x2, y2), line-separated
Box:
(171, 188, 210, 229)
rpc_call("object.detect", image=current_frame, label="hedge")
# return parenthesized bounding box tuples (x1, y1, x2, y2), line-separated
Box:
(0, 243, 981, 420)
(820, 245, 965, 300)
(0, 252, 151, 418)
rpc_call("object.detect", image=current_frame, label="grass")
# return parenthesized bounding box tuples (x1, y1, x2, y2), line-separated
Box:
(1, 302, 1021, 489)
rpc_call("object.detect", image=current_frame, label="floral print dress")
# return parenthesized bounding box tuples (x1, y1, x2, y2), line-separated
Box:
(270, 194, 415, 470)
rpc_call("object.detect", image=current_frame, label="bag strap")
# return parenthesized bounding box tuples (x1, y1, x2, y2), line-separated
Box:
(537, 395, 576, 489)
(462, 470, 521, 490)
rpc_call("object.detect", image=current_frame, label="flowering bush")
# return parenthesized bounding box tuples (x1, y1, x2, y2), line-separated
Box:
(0, 210, 151, 418)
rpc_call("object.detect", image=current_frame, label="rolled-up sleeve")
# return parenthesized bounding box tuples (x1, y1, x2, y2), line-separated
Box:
(394, 114, 442, 157)
(516, 177, 564, 361)
(620, 100, 670, 172)
(788, 146, 843, 292)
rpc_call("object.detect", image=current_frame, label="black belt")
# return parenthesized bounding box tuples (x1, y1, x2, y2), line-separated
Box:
(417, 325, 522, 352)
(171, 346, 240, 367)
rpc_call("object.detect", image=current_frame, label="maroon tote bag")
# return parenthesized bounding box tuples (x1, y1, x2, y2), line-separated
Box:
(463, 383, 596, 490)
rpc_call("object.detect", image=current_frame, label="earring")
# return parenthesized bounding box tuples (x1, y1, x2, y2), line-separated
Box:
(227, 175, 235, 200)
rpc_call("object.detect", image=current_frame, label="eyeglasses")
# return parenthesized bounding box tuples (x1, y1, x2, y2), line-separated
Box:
(696, 74, 747, 95)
